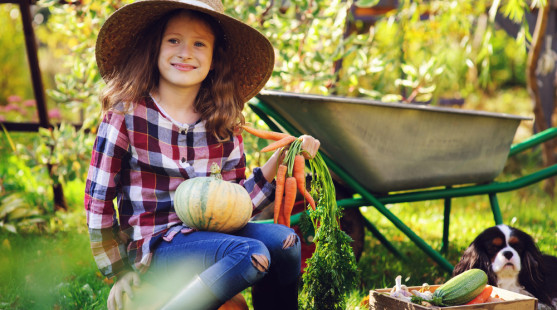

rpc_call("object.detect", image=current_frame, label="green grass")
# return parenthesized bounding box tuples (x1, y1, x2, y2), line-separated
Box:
(0, 231, 110, 309)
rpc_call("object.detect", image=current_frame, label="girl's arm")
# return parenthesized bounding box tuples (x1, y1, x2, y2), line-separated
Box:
(84, 110, 132, 279)
(259, 148, 283, 183)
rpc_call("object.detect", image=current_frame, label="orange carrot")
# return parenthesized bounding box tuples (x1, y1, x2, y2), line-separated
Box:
(241, 125, 291, 141)
(305, 190, 317, 210)
(278, 201, 287, 226)
(293, 155, 306, 191)
(466, 285, 493, 305)
(261, 136, 296, 152)
(282, 177, 297, 227)
(293, 154, 316, 210)
(274, 164, 287, 224)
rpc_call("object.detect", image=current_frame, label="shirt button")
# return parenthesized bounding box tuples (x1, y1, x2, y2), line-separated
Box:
(181, 157, 186, 163)
(181, 129, 186, 135)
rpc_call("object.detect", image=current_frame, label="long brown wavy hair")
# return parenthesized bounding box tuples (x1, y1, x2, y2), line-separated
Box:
(100, 9, 244, 141)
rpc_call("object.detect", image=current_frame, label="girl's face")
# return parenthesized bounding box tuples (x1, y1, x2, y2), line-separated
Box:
(157, 13, 215, 94)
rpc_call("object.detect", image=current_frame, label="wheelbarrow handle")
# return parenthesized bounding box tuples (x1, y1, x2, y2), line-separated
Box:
(508, 127, 557, 157)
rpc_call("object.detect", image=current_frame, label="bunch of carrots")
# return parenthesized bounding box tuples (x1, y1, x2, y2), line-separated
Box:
(243, 125, 359, 309)
(242, 125, 315, 227)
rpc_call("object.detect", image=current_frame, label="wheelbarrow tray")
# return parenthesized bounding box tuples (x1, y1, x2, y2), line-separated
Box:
(256, 90, 530, 193)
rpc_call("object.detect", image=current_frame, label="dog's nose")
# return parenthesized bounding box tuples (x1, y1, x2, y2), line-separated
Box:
(503, 251, 513, 260)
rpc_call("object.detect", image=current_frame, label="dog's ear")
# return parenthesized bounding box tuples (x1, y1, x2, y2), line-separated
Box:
(518, 234, 549, 304)
(453, 242, 497, 285)
(453, 243, 488, 272)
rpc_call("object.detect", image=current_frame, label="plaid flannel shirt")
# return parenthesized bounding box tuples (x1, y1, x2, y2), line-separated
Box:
(84, 96, 275, 279)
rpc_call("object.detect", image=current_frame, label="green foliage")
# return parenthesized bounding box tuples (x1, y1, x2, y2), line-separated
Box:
(301, 225, 359, 310)
(36, 124, 95, 185)
(0, 127, 91, 234)
(0, 0, 130, 194)
(227, 0, 352, 95)
(39, 0, 125, 127)
(300, 152, 359, 310)
(226, 0, 531, 103)
(0, 5, 34, 104)
(0, 193, 45, 234)
(0, 0, 118, 236)
(0, 95, 41, 123)
(348, 0, 528, 100)
(0, 131, 53, 231)
(0, 1, 124, 236)
(32, 0, 131, 186)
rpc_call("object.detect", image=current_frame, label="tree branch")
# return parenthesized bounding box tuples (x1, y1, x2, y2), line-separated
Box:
(527, 3, 555, 196)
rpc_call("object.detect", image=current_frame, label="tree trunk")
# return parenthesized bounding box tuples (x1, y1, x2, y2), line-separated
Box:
(48, 163, 68, 211)
(527, 4, 555, 197)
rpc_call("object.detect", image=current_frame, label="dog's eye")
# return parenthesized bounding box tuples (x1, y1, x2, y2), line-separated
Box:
(507, 236, 524, 252)
(508, 236, 519, 245)
(486, 238, 504, 257)
(492, 237, 503, 246)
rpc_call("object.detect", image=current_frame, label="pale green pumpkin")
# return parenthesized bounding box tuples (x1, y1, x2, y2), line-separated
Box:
(174, 163, 253, 233)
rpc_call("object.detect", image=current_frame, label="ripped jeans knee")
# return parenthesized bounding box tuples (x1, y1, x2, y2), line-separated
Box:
(244, 232, 301, 279)
(223, 223, 302, 288)
(251, 254, 269, 272)
(248, 232, 299, 285)
(281, 233, 298, 250)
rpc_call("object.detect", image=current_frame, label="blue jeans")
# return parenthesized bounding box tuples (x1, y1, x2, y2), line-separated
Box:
(147, 222, 301, 309)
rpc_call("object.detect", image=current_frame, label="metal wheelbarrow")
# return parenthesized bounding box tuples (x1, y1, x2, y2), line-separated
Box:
(249, 90, 557, 273)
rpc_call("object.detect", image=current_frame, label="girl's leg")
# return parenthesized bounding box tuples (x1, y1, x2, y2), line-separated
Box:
(236, 222, 301, 310)
(147, 231, 271, 309)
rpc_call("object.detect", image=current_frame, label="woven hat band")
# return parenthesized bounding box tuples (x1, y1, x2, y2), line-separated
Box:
(182, 0, 223, 12)
(186, 0, 217, 11)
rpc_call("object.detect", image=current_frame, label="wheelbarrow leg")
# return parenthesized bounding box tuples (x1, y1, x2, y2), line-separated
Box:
(488, 193, 503, 225)
(319, 154, 455, 272)
(440, 188, 452, 254)
(361, 214, 407, 261)
(371, 200, 454, 272)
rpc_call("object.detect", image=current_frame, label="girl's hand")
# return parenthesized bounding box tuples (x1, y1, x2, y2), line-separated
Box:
(260, 134, 320, 183)
(300, 135, 320, 159)
(107, 271, 141, 310)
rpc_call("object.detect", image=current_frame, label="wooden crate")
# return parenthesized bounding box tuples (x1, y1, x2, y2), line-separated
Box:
(369, 285, 537, 310)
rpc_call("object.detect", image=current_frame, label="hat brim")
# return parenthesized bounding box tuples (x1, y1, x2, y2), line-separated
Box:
(95, 0, 274, 102)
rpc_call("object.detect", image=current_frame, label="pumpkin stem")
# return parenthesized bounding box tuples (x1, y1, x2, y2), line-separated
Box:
(210, 162, 223, 180)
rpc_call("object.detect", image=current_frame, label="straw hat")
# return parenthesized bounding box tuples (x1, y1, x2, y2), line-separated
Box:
(95, 0, 275, 102)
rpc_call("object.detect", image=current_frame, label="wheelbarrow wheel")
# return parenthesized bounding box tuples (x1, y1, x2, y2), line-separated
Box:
(339, 207, 365, 261)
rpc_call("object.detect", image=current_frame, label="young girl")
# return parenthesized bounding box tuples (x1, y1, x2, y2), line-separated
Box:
(87, 0, 320, 309)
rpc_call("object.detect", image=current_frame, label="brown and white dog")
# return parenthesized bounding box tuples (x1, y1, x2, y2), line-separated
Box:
(453, 225, 557, 309)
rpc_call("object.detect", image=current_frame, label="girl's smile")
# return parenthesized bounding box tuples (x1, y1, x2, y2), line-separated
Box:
(158, 12, 214, 93)
(171, 63, 196, 71)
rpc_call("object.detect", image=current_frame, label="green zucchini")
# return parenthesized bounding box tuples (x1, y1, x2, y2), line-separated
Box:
(431, 269, 488, 306)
